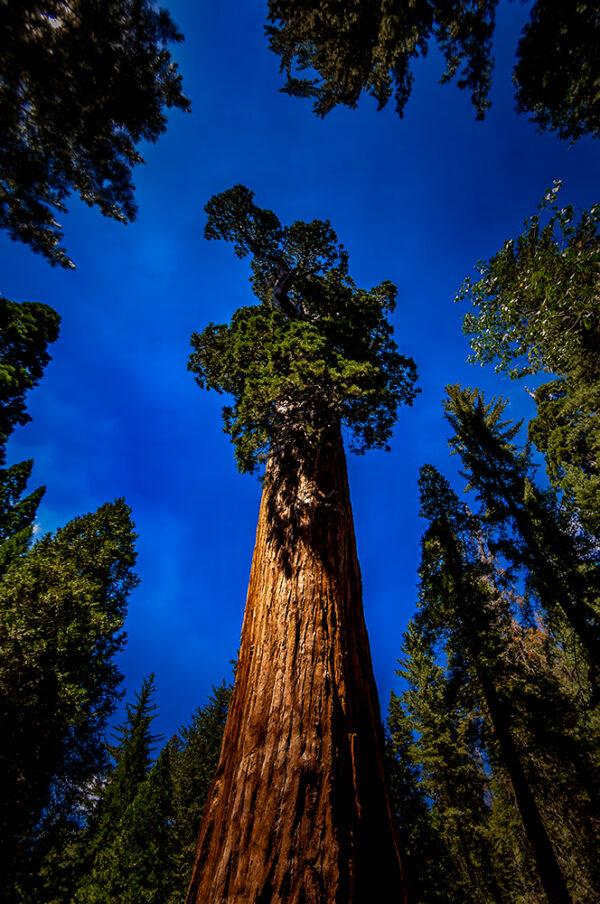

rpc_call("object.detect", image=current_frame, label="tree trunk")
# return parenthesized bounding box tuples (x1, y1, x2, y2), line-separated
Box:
(479, 673, 574, 904)
(185, 428, 406, 903)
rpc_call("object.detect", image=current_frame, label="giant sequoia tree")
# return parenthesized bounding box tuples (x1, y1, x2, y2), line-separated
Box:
(185, 185, 418, 903)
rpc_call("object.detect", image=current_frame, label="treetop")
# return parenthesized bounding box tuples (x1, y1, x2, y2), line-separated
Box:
(190, 185, 419, 473)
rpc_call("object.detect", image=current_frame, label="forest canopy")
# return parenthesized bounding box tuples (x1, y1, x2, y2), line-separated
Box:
(266, 0, 600, 140)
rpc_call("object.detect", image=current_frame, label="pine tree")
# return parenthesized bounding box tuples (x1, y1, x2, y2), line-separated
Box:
(0, 297, 61, 442)
(415, 461, 581, 904)
(0, 297, 60, 573)
(0, 499, 139, 898)
(394, 620, 508, 904)
(443, 384, 600, 674)
(169, 682, 232, 901)
(387, 632, 484, 904)
(76, 674, 162, 902)
(458, 185, 600, 535)
(75, 677, 233, 904)
(184, 185, 418, 903)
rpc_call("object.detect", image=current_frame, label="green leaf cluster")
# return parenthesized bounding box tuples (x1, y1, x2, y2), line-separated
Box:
(0, 0, 190, 267)
(189, 185, 418, 473)
(266, 0, 495, 119)
(459, 184, 600, 379)
(458, 185, 600, 540)
(266, 2, 600, 141)
(0, 297, 60, 442)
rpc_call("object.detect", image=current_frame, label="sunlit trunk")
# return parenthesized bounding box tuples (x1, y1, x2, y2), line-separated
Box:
(185, 426, 406, 903)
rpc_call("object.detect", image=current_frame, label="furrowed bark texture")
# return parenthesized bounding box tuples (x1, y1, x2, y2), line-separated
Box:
(186, 429, 406, 903)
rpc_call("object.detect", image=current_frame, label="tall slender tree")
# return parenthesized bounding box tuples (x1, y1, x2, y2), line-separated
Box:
(443, 384, 600, 673)
(169, 681, 232, 901)
(75, 675, 166, 903)
(185, 185, 418, 903)
(388, 623, 502, 904)
(415, 463, 575, 904)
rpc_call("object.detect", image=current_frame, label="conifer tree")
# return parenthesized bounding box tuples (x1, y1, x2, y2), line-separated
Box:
(0, 297, 61, 442)
(388, 624, 498, 904)
(168, 681, 232, 901)
(185, 185, 418, 903)
(443, 384, 600, 673)
(266, 1, 600, 140)
(0, 0, 190, 267)
(83, 674, 160, 858)
(76, 675, 172, 903)
(415, 462, 580, 904)
(0, 297, 60, 573)
(0, 499, 139, 898)
(458, 185, 600, 536)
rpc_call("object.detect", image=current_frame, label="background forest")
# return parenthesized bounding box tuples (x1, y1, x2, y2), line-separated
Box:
(1, 1, 599, 902)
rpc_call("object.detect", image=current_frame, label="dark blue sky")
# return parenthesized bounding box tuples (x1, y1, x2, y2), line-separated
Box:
(2, 0, 598, 740)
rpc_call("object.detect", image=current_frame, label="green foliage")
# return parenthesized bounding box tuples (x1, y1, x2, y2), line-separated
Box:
(267, 2, 600, 140)
(266, 0, 495, 119)
(0, 297, 60, 441)
(443, 384, 600, 671)
(388, 627, 492, 904)
(0, 297, 60, 573)
(459, 184, 600, 379)
(0, 499, 139, 891)
(514, 2, 600, 142)
(86, 674, 161, 854)
(0, 0, 190, 267)
(458, 186, 600, 537)
(0, 457, 44, 575)
(76, 675, 170, 903)
(411, 460, 598, 902)
(102, 748, 176, 904)
(168, 681, 232, 902)
(529, 371, 600, 537)
(74, 679, 232, 904)
(189, 185, 418, 473)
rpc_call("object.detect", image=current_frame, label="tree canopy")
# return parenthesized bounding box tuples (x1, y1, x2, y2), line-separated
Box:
(266, 1, 600, 140)
(0, 297, 60, 573)
(514, 1, 600, 141)
(73, 679, 232, 904)
(443, 384, 600, 673)
(0, 0, 190, 267)
(457, 185, 600, 535)
(0, 296, 60, 441)
(396, 459, 599, 903)
(189, 185, 418, 473)
(458, 183, 600, 380)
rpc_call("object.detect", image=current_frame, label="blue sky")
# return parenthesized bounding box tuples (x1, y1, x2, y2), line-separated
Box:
(2, 0, 598, 741)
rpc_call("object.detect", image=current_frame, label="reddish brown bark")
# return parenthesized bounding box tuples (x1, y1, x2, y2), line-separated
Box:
(186, 429, 406, 903)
